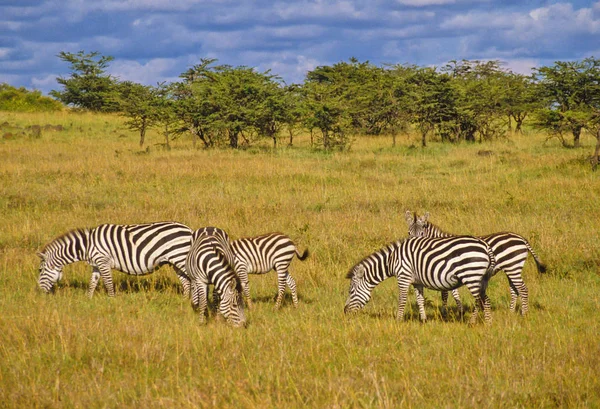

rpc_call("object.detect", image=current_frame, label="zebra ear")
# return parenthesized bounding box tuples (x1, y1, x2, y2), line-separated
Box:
(404, 210, 415, 226)
(36, 252, 45, 260)
(355, 265, 365, 279)
(422, 212, 430, 222)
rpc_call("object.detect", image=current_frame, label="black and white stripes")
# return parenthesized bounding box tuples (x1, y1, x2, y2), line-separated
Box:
(230, 232, 309, 308)
(37, 222, 193, 297)
(344, 236, 496, 324)
(186, 227, 246, 327)
(405, 211, 546, 315)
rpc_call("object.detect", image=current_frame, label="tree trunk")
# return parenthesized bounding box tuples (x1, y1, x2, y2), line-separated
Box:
(288, 129, 293, 147)
(229, 130, 238, 148)
(164, 124, 170, 150)
(392, 131, 396, 147)
(507, 115, 512, 133)
(573, 127, 582, 148)
(139, 126, 146, 148)
(421, 130, 427, 148)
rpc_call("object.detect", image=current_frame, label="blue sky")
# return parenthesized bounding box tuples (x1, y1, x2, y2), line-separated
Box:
(1, 0, 599, 95)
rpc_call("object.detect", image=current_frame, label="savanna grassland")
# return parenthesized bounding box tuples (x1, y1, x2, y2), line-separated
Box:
(0, 111, 599, 409)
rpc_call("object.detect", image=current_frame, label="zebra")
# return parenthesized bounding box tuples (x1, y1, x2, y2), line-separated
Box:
(37, 222, 194, 297)
(344, 236, 496, 324)
(230, 232, 309, 309)
(186, 227, 246, 327)
(405, 211, 547, 315)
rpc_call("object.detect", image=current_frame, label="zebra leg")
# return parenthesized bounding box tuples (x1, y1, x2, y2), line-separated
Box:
(176, 271, 191, 298)
(87, 267, 101, 298)
(508, 281, 519, 312)
(464, 282, 483, 325)
(482, 294, 492, 324)
(452, 289, 464, 316)
(414, 285, 427, 322)
(97, 263, 115, 297)
(191, 280, 208, 324)
(286, 274, 299, 307)
(274, 269, 288, 309)
(441, 291, 449, 316)
(506, 270, 528, 315)
(236, 266, 252, 309)
(469, 297, 481, 325)
(396, 282, 410, 321)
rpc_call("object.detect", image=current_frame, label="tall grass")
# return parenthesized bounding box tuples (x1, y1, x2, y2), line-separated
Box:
(0, 111, 599, 408)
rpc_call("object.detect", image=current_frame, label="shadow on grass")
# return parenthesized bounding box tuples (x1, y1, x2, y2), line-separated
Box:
(62, 276, 182, 295)
(249, 292, 313, 307)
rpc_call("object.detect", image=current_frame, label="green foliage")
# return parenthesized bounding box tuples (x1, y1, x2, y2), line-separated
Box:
(38, 51, 600, 153)
(50, 51, 120, 112)
(533, 57, 600, 147)
(116, 81, 158, 147)
(0, 83, 63, 112)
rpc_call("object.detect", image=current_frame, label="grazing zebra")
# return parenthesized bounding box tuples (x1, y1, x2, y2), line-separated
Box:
(230, 232, 309, 308)
(37, 222, 194, 297)
(344, 236, 496, 324)
(405, 211, 546, 315)
(186, 227, 246, 327)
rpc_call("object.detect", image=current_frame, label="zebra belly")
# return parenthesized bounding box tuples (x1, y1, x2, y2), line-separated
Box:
(412, 272, 461, 291)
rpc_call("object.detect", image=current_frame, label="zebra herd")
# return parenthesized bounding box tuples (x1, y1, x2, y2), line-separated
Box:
(37, 211, 546, 327)
(37, 222, 308, 328)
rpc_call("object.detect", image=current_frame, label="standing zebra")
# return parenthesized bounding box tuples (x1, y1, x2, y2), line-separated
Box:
(405, 211, 546, 315)
(38, 222, 194, 297)
(344, 236, 496, 324)
(230, 232, 309, 308)
(186, 227, 246, 327)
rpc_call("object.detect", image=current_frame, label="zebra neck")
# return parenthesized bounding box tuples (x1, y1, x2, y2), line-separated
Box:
(57, 228, 91, 265)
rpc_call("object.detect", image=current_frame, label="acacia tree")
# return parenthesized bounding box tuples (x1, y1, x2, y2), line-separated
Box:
(501, 72, 540, 134)
(534, 58, 600, 147)
(302, 64, 353, 150)
(50, 51, 119, 112)
(443, 60, 509, 142)
(117, 81, 158, 147)
(406, 67, 457, 147)
(174, 59, 220, 148)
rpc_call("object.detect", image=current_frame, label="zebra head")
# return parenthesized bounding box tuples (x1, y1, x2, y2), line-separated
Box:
(218, 281, 247, 328)
(405, 210, 430, 238)
(37, 251, 63, 293)
(344, 264, 372, 314)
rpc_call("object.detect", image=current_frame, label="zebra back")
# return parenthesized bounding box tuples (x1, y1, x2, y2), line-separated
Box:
(88, 222, 193, 274)
(230, 232, 304, 274)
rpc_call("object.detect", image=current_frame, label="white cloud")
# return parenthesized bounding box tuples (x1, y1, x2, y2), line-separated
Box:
(397, 0, 455, 6)
(31, 74, 59, 89)
(108, 59, 182, 85)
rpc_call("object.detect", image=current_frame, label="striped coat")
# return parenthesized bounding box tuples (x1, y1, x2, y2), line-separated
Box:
(38, 222, 193, 297)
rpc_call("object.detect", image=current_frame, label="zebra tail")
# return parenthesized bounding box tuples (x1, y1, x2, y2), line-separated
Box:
(296, 248, 309, 261)
(525, 240, 547, 273)
(480, 246, 497, 298)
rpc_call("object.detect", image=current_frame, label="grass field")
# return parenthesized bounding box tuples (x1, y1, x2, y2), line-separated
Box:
(1, 111, 599, 408)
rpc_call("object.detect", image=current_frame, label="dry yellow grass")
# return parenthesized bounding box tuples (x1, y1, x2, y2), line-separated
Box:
(0, 111, 599, 408)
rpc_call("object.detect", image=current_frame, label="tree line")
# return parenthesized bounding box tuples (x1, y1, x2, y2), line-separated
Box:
(38, 51, 600, 161)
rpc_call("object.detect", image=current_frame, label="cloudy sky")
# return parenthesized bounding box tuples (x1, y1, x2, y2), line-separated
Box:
(1, 0, 599, 95)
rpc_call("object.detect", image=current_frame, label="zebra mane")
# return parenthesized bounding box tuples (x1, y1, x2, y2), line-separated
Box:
(40, 228, 90, 255)
(346, 240, 403, 279)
